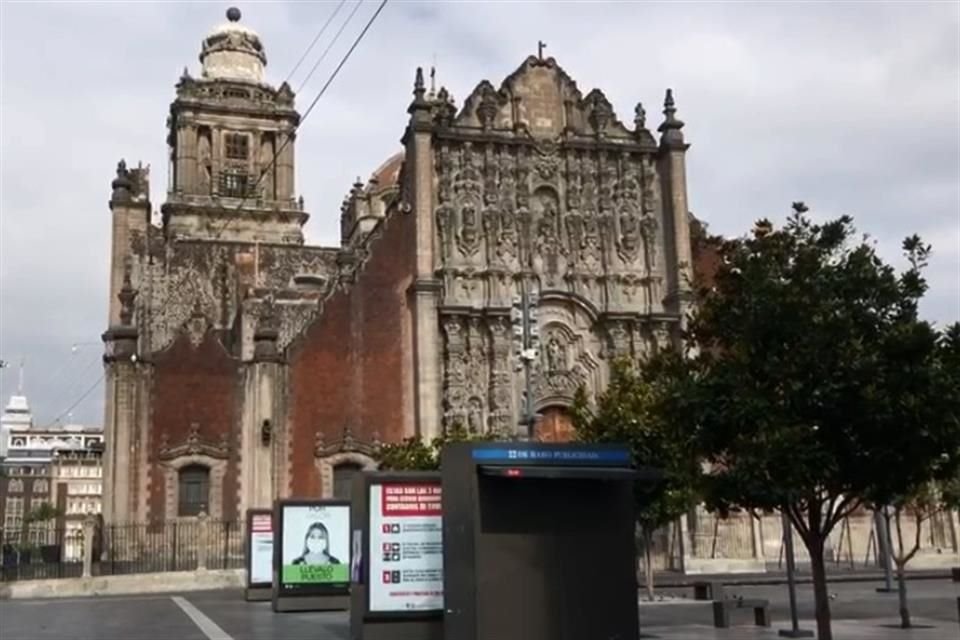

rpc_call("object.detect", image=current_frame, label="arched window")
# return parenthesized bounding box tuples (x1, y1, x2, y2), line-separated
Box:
(333, 463, 362, 501)
(32, 479, 48, 494)
(178, 464, 210, 517)
(8, 479, 23, 493)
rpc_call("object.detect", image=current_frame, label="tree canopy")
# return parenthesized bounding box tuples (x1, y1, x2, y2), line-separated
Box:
(375, 426, 501, 471)
(658, 204, 960, 640)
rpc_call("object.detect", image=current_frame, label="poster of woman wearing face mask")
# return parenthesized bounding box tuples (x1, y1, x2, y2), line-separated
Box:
(278, 501, 350, 589)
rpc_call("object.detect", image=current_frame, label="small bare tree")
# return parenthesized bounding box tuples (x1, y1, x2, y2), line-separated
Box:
(879, 483, 947, 629)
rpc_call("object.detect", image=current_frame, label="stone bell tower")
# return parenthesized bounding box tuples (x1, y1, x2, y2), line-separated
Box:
(161, 7, 307, 244)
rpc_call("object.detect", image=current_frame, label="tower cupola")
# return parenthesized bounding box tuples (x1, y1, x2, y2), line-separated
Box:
(199, 7, 267, 84)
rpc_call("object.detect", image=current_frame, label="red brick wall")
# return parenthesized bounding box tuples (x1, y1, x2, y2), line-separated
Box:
(287, 208, 417, 497)
(148, 331, 240, 521)
(690, 217, 722, 293)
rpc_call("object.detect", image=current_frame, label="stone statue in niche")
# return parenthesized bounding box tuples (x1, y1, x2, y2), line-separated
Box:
(458, 204, 481, 256)
(640, 213, 659, 269)
(437, 145, 454, 202)
(466, 397, 484, 433)
(580, 154, 598, 211)
(620, 154, 641, 203)
(651, 323, 671, 352)
(566, 159, 582, 210)
(436, 204, 454, 261)
(598, 154, 617, 211)
(581, 215, 602, 262)
(534, 191, 565, 281)
(618, 209, 642, 262)
(497, 210, 518, 264)
(498, 150, 516, 204)
(607, 321, 632, 360)
(459, 143, 482, 190)
(545, 335, 566, 373)
(642, 158, 659, 215)
(483, 205, 498, 263)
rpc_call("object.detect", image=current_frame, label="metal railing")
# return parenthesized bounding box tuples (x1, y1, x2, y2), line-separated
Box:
(1, 526, 85, 582)
(1, 518, 244, 582)
(96, 518, 244, 576)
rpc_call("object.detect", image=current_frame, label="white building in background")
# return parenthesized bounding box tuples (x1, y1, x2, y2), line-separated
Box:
(0, 392, 33, 459)
(1, 386, 104, 556)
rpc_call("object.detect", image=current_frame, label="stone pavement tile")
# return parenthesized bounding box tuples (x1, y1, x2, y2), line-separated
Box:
(184, 591, 350, 640)
(0, 595, 208, 640)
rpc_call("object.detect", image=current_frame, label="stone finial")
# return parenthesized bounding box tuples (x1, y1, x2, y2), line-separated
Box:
(414, 67, 426, 99)
(226, 6, 241, 22)
(634, 102, 646, 130)
(118, 264, 137, 326)
(111, 159, 133, 201)
(657, 88, 686, 148)
(409, 67, 431, 121)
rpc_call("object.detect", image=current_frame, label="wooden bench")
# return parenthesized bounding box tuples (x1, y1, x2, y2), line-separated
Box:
(711, 597, 771, 628)
(693, 580, 725, 601)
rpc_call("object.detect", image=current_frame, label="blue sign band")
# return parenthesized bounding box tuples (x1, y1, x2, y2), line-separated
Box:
(471, 447, 631, 466)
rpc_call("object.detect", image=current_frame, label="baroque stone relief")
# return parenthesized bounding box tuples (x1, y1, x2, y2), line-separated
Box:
(433, 140, 668, 315)
(529, 296, 604, 410)
(141, 239, 336, 354)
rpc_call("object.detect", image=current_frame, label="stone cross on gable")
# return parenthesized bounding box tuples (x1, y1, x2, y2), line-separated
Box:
(538, 41, 547, 60)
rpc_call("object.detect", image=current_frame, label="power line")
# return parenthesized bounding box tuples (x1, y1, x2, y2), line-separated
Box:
(44, 349, 101, 400)
(44, 372, 105, 428)
(57, 353, 104, 405)
(295, 0, 365, 95)
(211, 0, 389, 241)
(283, 0, 349, 86)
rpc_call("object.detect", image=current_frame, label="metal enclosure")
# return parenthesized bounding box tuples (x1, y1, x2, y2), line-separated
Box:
(441, 442, 640, 640)
(244, 508, 273, 601)
(350, 472, 444, 640)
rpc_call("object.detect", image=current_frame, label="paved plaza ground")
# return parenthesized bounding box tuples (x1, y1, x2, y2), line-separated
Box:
(0, 579, 956, 640)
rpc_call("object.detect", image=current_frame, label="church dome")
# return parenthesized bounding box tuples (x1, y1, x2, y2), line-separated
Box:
(199, 7, 267, 84)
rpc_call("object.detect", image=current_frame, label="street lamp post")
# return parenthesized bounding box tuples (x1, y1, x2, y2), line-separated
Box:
(511, 286, 540, 441)
(779, 509, 813, 638)
(874, 506, 895, 593)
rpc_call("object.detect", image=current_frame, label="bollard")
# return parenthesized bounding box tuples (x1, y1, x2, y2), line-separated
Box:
(82, 515, 96, 579)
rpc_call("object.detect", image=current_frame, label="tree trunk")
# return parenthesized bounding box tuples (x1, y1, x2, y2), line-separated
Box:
(644, 528, 655, 601)
(808, 540, 834, 640)
(896, 561, 911, 628)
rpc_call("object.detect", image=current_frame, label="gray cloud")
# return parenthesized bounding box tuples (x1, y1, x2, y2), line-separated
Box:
(1, 1, 957, 425)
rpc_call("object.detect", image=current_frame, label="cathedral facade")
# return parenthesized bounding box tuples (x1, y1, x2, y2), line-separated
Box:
(101, 10, 700, 524)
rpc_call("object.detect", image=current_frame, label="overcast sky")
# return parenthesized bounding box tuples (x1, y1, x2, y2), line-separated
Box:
(0, 0, 957, 427)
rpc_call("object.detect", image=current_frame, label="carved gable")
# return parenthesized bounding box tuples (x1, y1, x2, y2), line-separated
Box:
(454, 56, 633, 140)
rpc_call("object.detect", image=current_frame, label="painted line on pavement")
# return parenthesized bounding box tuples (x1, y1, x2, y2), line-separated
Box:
(15, 595, 171, 606)
(171, 595, 234, 640)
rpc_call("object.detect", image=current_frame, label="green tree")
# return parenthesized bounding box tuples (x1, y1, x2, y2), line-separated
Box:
(664, 204, 960, 640)
(375, 426, 502, 471)
(24, 502, 62, 525)
(572, 359, 700, 601)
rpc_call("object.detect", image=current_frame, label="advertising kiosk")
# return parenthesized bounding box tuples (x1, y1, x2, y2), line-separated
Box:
(440, 442, 646, 640)
(272, 499, 351, 612)
(350, 472, 444, 640)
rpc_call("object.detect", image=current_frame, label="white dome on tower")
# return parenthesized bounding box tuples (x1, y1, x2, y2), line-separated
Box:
(199, 7, 267, 84)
